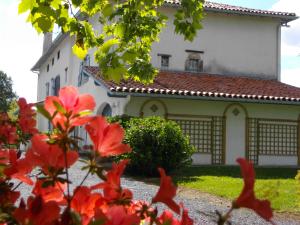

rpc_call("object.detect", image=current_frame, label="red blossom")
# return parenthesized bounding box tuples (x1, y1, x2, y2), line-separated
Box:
(92, 160, 133, 203)
(152, 168, 180, 214)
(85, 116, 131, 157)
(104, 205, 140, 225)
(32, 180, 66, 205)
(71, 186, 103, 225)
(14, 196, 60, 225)
(234, 158, 273, 221)
(2, 149, 33, 185)
(25, 134, 78, 173)
(0, 188, 20, 206)
(0, 114, 18, 145)
(157, 210, 180, 225)
(18, 98, 38, 135)
(44, 86, 95, 129)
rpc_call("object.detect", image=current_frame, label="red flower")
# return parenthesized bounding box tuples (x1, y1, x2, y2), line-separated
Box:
(180, 205, 193, 225)
(234, 158, 273, 221)
(18, 98, 38, 135)
(32, 180, 66, 205)
(14, 196, 60, 225)
(0, 188, 20, 206)
(158, 210, 180, 225)
(0, 114, 18, 145)
(44, 86, 95, 129)
(85, 116, 131, 157)
(3, 149, 33, 185)
(92, 160, 132, 203)
(25, 134, 78, 173)
(71, 186, 103, 225)
(104, 205, 140, 225)
(152, 168, 180, 214)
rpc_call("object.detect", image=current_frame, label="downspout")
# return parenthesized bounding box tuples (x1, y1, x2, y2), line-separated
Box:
(276, 23, 281, 81)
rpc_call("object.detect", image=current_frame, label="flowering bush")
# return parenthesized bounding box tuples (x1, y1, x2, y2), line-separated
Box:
(0, 86, 274, 225)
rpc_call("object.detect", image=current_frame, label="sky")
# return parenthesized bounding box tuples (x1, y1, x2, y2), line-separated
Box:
(0, 0, 299, 103)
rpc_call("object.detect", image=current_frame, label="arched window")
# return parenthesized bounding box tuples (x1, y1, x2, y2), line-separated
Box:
(102, 104, 112, 117)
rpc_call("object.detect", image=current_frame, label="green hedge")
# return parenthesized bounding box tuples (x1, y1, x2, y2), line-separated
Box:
(112, 116, 195, 176)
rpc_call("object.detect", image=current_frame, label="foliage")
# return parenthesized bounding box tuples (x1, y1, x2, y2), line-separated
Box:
(107, 114, 133, 129)
(0, 86, 274, 224)
(175, 166, 300, 212)
(115, 117, 193, 176)
(0, 71, 17, 113)
(19, 0, 204, 83)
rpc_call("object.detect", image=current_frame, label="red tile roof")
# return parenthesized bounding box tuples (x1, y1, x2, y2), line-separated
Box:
(165, 1, 296, 17)
(84, 66, 300, 103)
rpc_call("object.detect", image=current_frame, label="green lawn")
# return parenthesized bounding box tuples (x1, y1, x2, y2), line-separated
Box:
(173, 166, 300, 212)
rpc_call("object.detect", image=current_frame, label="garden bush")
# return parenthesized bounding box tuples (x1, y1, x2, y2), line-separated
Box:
(116, 117, 195, 176)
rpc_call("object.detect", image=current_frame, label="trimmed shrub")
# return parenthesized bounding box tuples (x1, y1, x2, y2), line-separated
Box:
(116, 117, 195, 176)
(107, 114, 132, 129)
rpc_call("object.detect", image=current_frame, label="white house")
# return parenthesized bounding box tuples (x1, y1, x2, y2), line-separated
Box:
(32, 1, 300, 166)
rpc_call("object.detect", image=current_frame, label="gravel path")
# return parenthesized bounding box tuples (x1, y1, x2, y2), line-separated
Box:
(17, 162, 300, 225)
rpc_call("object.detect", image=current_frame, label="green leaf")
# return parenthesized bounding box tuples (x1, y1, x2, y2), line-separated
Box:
(102, 4, 113, 18)
(122, 51, 136, 63)
(72, 44, 88, 60)
(88, 218, 105, 225)
(53, 100, 66, 114)
(78, 110, 92, 117)
(36, 104, 52, 120)
(35, 17, 52, 33)
(106, 66, 126, 83)
(100, 39, 119, 54)
(72, 0, 83, 7)
(18, 0, 35, 14)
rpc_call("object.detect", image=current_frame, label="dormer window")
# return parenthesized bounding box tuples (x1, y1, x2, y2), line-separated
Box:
(52, 58, 54, 66)
(47, 64, 49, 72)
(185, 50, 204, 72)
(57, 50, 60, 60)
(158, 54, 171, 69)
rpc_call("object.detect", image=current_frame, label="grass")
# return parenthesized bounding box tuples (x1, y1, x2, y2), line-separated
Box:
(173, 166, 300, 213)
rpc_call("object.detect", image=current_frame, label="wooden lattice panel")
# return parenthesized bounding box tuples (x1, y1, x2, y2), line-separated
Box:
(172, 116, 224, 164)
(247, 118, 298, 164)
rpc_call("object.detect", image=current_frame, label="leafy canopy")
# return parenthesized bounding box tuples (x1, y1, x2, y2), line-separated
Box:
(19, 0, 204, 83)
(0, 71, 17, 112)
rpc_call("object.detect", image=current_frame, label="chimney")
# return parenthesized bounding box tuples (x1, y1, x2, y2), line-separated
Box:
(43, 32, 53, 54)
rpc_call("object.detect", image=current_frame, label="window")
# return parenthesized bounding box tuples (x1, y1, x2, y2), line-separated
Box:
(57, 50, 60, 60)
(83, 54, 90, 66)
(161, 55, 169, 68)
(158, 54, 171, 69)
(65, 67, 68, 83)
(102, 104, 112, 116)
(52, 58, 54, 66)
(47, 64, 50, 72)
(51, 78, 55, 95)
(185, 50, 204, 72)
(54, 75, 60, 96)
(45, 82, 50, 96)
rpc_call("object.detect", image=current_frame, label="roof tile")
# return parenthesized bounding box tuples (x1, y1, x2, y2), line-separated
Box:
(84, 66, 300, 103)
(165, 0, 296, 17)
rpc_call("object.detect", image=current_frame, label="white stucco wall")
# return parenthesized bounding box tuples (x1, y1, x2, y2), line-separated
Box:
(259, 156, 298, 166)
(37, 36, 73, 131)
(192, 153, 212, 165)
(150, 8, 280, 79)
(225, 105, 246, 165)
(79, 8, 281, 79)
